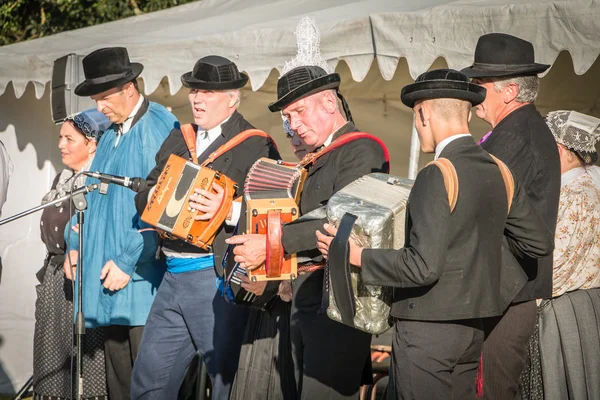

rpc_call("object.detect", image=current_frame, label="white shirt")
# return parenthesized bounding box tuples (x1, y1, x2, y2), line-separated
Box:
(324, 131, 336, 147)
(195, 116, 231, 156)
(434, 134, 471, 160)
(114, 95, 144, 147)
(162, 116, 240, 259)
(323, 122, 352, 147)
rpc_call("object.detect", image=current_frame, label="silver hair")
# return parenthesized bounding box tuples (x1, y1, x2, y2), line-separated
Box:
(227, 89, 241, 108)
(490, 75, 540, 103)
(323, 89, 341, 112)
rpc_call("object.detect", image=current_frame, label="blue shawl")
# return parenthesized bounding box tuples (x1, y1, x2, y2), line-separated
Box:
(66, 101, 177, 327)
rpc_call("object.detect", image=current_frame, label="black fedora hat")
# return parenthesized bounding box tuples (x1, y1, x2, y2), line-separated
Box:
(461, 33, 550, 78)
(268, 66, 340, 112)
(75, 47, 143, 97)
(401, 69, 487, 108)
(181, 56, 248, 90)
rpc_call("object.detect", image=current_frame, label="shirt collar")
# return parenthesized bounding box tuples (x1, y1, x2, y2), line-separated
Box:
(435, 134, 471, 160)
(198, 115, 232, 142)
(561, 166, 586, 188)
(120, 95, 144, 135)
(324, 121, 353, 147)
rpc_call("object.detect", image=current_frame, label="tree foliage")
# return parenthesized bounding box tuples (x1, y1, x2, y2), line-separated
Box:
(0, 0, 197, 46)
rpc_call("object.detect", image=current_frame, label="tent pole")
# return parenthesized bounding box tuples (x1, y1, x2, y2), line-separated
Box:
(407, 115, 420, 180)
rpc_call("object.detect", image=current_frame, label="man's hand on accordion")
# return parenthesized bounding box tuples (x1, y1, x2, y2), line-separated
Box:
(316, 223, 363, 267)
(225, 234, 267, 269)
(189, 183, 232, 221)
(238, 274, 267, 296)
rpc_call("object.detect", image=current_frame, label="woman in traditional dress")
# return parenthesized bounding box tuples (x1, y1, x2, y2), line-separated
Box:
(33, 109, 110, 400)
(520, 110, 600, 400)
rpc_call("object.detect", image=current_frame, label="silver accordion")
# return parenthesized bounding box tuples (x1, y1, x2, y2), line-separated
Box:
(325, 173, 413, 335)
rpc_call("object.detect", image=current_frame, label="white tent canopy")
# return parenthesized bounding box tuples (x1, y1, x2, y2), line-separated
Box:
(1, 0, 598, 98)
(1, 0, 600, 394)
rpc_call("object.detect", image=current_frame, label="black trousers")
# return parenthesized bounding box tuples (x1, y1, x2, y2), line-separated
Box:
(290, 271, 371, 400)
(481, 300, 537, 400)
(391, 318, 484, 400)
(104, 325, 144, 400)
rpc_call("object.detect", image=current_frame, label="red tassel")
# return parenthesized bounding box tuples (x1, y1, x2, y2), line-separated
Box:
(476, 353, 484, 398)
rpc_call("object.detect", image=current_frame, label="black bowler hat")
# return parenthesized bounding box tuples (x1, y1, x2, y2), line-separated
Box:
(268, 66, 341, 112)
(75, 47, 143, 97)
(181, 56, 248, 90)
(461, 33, 550, 78)
(401, 69, 487, 108)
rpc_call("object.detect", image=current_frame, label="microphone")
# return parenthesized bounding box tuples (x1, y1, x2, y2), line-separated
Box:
(82, 171, 148, 193)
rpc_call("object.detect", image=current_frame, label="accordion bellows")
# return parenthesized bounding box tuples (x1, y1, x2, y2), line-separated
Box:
(326, 173, 413, 334)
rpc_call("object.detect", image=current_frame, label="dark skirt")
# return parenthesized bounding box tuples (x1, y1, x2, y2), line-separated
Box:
(231, 299, 298, 400)
(519, 289, 600, 400)
(33, 257, 107, 400)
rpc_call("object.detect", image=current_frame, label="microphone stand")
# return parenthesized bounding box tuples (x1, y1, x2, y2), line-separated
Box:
(1, 182, 100, 400)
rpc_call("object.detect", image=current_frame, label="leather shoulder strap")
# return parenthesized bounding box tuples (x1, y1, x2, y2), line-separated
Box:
(297, 132, 390, 171)
(180, 124, 198, 164)
(426, 157, 459, 213)
(489, 155, 515, 214)
(327, 213, 358, 326)
(200, 129, 278, 167)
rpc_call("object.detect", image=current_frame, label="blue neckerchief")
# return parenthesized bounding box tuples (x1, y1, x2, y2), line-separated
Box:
(166, 255, 214, 274)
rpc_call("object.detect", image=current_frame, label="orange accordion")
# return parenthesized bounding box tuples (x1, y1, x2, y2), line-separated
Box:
(141, 154, 236, 251)
(141, 126, 274, 251)
(244, 159, 306, 282)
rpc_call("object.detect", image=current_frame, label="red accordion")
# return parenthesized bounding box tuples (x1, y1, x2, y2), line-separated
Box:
(244, 158, 306, 282)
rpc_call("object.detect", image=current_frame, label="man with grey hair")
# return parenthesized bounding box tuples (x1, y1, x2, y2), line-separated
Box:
(131, 55, 280, 400)
(462, 33, 561, 399)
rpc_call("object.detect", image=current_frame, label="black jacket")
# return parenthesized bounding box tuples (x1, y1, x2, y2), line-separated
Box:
(361, 136, 554, 321)
(481, 104, 561, 301)
(281, 122, 389, 311)
(134, 111, 280, 274)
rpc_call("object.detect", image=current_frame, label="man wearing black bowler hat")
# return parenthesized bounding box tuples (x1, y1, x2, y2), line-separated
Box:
(315, 69, 554, 399)
(62, 47, 178, 400)
(130, 55, 279, 400)
(226, 62, 389, 398)
(462, 33, 561, 399)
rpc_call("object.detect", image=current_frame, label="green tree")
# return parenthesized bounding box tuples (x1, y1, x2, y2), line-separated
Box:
(0, 0, 197, 46)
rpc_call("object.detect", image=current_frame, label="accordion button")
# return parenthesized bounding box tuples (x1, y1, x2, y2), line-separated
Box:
(409, 302, 416, 309)
(315, 184, 321, 189)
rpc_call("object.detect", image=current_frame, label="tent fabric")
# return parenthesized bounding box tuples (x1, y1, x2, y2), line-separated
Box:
(0, 0, 598, 99)
(1, 0, 600, 395)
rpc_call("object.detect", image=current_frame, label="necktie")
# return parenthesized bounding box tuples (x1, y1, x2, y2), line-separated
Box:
(477, 131, 493, 145)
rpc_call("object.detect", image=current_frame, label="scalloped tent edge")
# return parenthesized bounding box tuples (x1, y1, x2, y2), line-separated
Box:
(0, 0, 598, 100)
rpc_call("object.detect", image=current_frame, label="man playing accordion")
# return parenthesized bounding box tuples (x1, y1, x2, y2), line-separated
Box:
(227, 63, 388, 399)
(131, 55, 279, 400)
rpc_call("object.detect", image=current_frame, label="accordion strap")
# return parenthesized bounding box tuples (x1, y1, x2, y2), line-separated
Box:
(180, 124, 199, 164)
(427, 158, 459, 213)
(489, 155, 515, 214)
(295, 132, 390, 170)
(427, 155, 515, 215)
(327, 213, 358, 326)
(197, 179, 234, 248)
(201, 129, 277, 167)
(265, 210, 283, 278)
